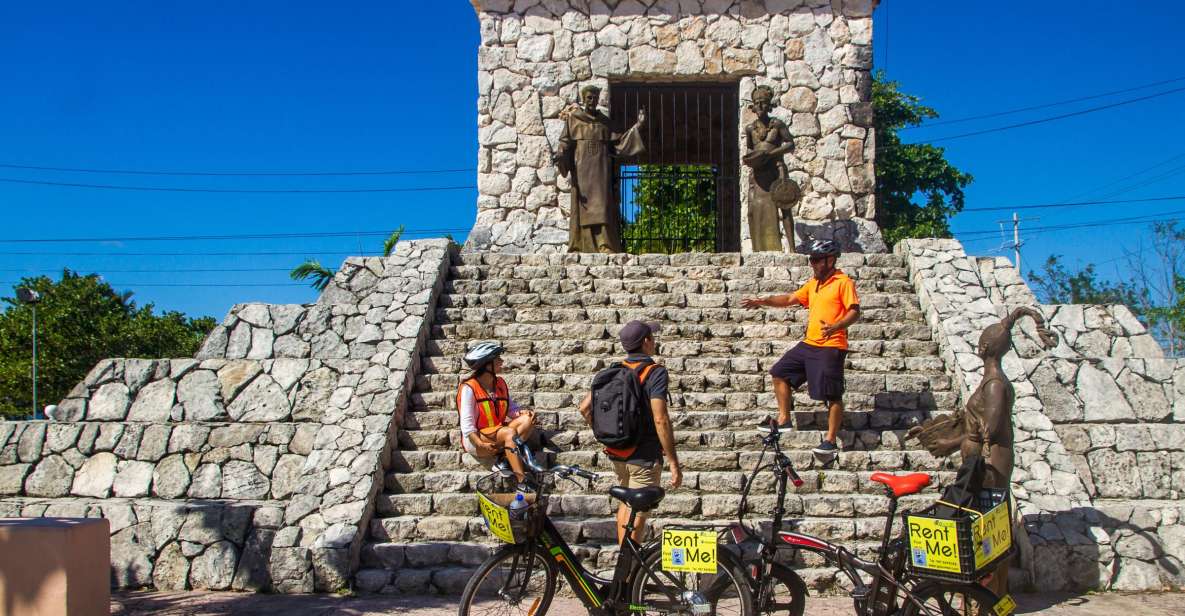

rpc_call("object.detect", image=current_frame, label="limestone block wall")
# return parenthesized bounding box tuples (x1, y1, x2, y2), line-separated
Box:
(899, 238, 1185, 591)
(0, 239, 454, 593)
(467, 0, 883, 254)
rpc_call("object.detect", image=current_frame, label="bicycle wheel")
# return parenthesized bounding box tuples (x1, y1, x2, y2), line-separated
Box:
(629, 547, 753, 616)
(899, 581, 1001, 616)
(458, 544, 557, 616)
(756, 564, 806, 616)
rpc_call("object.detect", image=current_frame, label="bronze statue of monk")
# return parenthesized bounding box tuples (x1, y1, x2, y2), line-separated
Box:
(556, 85, 646, 253)
(743, 85, 796, 252)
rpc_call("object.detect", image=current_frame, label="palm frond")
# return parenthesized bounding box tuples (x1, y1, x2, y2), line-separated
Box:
(290, 260, 335, 292)
(383, 225, 406, 257)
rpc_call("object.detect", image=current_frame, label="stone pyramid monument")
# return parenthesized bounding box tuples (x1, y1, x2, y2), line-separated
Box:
(1, 0, 1182, 596)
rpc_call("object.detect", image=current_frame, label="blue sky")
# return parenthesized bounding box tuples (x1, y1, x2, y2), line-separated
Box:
(1, 1, 1183, 319)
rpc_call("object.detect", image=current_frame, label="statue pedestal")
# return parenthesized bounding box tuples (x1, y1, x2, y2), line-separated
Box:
(0, 518, 110, 616)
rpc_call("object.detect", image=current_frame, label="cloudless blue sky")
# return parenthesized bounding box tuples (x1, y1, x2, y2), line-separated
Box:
(2, 1, 1184, 319)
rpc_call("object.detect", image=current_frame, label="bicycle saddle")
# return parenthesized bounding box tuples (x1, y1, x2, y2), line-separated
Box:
(870, 472, 932, 497)
(609, 486, 666, 512)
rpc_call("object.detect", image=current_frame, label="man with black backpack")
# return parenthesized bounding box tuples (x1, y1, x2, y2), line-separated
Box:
(578, 320, 682, 543)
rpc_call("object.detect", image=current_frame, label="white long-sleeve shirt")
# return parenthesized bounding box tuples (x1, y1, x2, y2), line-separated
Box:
(458, 383, 521, 454)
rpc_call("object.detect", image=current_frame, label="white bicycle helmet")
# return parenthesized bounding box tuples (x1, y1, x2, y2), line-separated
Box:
(464, 341, 505, 371)
(808, 238, 841, 258)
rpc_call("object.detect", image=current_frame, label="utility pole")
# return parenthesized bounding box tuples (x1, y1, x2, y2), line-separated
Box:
(997, 213, 1039, 273)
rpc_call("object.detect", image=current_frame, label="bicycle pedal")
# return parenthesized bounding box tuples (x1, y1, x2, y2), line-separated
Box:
(849, 585, 871, 601)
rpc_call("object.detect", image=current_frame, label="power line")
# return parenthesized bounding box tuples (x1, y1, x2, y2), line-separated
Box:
(0, 177, 477, 194)
(0, 228, 468, 243)
(904, 75, 1185, 130)
(0, 162, 475, 177)
(0, 249, 384, 256)
(958, 208, 1185, 237)
(885, 86, 1185, 150)
(962, 194, 1185, 213)
(0, 267, 295, 273)
(0, 281, 310, 288)
(1063, 152, 1185, 202)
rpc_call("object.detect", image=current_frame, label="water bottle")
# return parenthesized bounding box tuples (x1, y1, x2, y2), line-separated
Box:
(508, 492, 530, 521)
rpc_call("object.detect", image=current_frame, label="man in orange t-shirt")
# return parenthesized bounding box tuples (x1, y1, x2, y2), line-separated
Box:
(741, 239, 860, 457)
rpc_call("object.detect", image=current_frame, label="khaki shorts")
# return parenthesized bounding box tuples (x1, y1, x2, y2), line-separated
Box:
(612, 460, 662, 488)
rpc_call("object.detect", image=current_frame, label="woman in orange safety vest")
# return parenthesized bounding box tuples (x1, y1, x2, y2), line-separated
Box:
(456, 341, 536, 486)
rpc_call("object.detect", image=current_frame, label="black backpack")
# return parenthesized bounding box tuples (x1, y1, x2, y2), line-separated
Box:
(590, 360, 657, 454)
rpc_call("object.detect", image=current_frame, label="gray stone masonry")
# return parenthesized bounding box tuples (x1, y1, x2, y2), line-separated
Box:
(0, 239, 454, 594)
(467, 0, 884, 253)
(899, 238, 1185, 592)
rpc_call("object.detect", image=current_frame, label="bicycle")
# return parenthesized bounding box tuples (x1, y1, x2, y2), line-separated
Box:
(459, 440, 755, 616)
(723, 419, 1014, 616)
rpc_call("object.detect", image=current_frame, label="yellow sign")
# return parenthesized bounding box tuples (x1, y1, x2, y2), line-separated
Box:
(661, 530, 717, 574)
(906, 516, 962, 573)
(992, 594, 1016, 616)
(477, 493, 516, 544)
(973, 502, 1012, 569)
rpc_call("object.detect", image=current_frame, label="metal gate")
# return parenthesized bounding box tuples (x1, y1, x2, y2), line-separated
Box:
(610, 82, 740, 253)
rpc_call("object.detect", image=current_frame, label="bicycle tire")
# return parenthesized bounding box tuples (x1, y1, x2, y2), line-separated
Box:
(757, 563, 806, 616)
(899, 581, 1001, 616)
(629, 546, 754, 616)
(458, 544, 558, 616)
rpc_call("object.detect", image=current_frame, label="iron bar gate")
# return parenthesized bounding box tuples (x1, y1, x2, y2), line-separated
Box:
(610, 82, 740, 253)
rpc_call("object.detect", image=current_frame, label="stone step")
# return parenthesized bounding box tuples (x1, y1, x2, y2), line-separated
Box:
(360, 535, 903, 575)
(386, 445, 951, 478)
(451, 251, 906, 269)
(446, 267, 909, 285)
(403, 406, 944, 436)
(437, 289, 918, 309)
(433, 295, 922, 324)
(392, 425, 949, 457)
(424, 337, 941, 360)
(432, 321, 933, 341)
(355, 560, 853, 595)
(414, 370, 950, 395)
(422, 353, 946, 375)
(368, 505, 947, 546)
(410, 388, 955, 414)
(383, 462, 956, 499)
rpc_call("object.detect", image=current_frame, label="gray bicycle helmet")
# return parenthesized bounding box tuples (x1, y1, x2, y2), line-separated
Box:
(464, 341, 504, 371)
(808, 238, 841, 258)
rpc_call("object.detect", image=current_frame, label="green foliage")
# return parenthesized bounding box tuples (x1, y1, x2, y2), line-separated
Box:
(873, 71, 974, 247)
(622, 165, 717, 254)
(290, 260, 335, 291)
(383, 225, 405, 257)
(0, 271, 215, 418)
(1028, 255, 1140, 307)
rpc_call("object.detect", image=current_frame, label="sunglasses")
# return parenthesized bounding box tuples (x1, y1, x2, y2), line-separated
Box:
(809, 255, 829, 263)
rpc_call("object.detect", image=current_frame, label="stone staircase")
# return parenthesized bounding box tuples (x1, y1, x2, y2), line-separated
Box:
(354, 251, 963, 594)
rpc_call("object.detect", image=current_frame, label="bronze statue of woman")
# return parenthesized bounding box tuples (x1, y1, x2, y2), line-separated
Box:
(743, 85, 796, 252)
(910, 306, 1057, 489)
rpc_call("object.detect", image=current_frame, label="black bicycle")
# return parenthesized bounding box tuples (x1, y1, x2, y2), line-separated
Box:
(724, 419, 1012, 616)
(458, 441, 754, 616)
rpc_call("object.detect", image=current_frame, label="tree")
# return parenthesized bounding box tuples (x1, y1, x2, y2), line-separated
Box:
(622, 164, 717, 253)
(873, 71, 975, 247)
(1028, 255, 1140, 306)
(0, 271, 215, 418)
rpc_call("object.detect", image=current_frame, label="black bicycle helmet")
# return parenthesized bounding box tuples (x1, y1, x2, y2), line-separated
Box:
(808, 238, 841, 258)
(463, 341, 504, 371)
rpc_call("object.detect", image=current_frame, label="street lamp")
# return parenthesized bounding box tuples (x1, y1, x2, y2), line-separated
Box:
(16, 288, 41, 419)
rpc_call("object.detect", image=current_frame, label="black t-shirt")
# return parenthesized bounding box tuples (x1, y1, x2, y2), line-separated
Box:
(619, 353, 668, 465)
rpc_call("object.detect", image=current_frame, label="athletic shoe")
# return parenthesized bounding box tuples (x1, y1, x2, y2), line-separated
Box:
(515, 481, 537, 495)
(757, 418, 793, 434)
(813, 440, 839, 456)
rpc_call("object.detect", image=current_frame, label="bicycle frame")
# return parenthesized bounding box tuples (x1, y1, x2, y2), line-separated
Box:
(733, 428, 937, 616)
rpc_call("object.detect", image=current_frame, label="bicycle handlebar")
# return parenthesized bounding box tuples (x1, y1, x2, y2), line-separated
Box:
(512, 437, 599, 480)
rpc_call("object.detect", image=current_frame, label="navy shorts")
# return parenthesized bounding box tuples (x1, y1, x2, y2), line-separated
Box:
(770, 342, 847, 402)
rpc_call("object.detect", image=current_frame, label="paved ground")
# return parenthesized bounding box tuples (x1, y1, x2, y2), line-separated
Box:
(111, 590, 1183, 615)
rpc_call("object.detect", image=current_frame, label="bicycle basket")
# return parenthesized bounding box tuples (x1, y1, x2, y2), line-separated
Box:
(474, 472, 551, 544)
(903, 488, 1014, 583)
